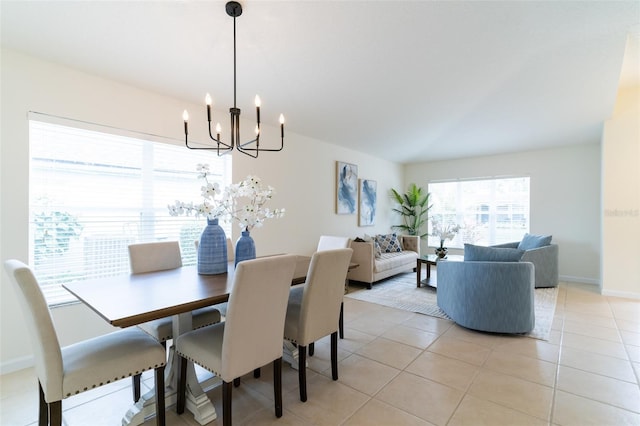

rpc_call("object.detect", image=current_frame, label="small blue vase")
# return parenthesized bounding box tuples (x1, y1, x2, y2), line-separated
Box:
(235, 230, 256, 267)
(198, 218, 228, 275)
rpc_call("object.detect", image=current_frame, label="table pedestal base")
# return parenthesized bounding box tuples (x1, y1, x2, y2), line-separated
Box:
(283, 341, 300, 370)
(123, 345, 218, 426)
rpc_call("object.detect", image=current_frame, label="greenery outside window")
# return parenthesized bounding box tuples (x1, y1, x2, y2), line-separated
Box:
(427, 177, 530, 249)
(29, 116, 231, 306)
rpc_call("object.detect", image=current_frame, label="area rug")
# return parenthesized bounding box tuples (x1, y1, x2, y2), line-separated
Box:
(345, 271, 558, 341)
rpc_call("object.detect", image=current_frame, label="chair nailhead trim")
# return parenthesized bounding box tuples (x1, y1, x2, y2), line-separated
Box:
(64, 362, 167, 397)
(177, 353, 220, 377)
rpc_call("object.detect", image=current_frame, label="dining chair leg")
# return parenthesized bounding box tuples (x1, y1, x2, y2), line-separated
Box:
(155, 365, 166, 426)
(309, 342, 315, 356)
(298, 345, 307, 402)
(273, 357, 283, 418)
(222, 380, 232, 426)
(38, 381, 48, 426)
(50, 400, 62, 426)
(254, 368, 261, 378)
(331, 331, 338, 381)
(233, 377, 241, 387)
(176, 356, 188, 414)
(339, 302, 344, 339)
(132, 374, 141, 402)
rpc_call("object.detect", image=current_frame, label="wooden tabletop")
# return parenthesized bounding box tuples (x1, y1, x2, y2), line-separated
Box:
(63, 255, 311, 328)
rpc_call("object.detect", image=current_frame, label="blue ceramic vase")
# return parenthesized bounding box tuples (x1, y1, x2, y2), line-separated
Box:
(235, 230, 256, 267)
(198, 218, 228, 275)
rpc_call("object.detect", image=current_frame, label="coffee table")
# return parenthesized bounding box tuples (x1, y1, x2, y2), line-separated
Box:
(416, 254, 464, 288)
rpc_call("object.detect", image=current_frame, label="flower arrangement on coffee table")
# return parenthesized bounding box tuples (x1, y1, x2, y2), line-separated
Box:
(430, 219, 461, 258)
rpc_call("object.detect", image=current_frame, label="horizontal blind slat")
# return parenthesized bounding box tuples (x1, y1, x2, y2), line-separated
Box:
(29, 119, 231, 306)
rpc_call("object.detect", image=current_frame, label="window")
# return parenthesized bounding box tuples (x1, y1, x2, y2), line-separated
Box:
(29, 116, 232, 305)
(427, 177, 530, 248)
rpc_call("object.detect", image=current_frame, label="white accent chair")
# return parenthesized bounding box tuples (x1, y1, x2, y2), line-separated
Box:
(317, 235, 351, 252)
(175, 255, 297, 426)
(128, 241, 221, 400)
(283, 248, 353, 402)
(4, 259, 167, 426)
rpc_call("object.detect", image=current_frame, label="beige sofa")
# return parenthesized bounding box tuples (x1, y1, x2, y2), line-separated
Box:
(347, 235, 420, 289)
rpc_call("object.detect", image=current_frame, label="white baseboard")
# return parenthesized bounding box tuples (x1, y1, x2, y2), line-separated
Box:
(559, 275, 599, 285)
(601, 289, 640, 300)
(559, 275, 640, 299)
(0, 355, 34, 375)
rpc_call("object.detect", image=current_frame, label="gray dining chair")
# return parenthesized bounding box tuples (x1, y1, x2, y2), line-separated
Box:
(128, 241, 221, 400)
(175, 255, 297, 426)
(283, 248, 353, 402)
(4, 259, 167, 426)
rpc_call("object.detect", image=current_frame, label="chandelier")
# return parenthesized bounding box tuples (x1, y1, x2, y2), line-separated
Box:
(183, 1, 284, 158)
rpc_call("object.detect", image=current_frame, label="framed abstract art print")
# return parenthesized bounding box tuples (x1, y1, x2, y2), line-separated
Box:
(336, 161, 358, 214)
(358, 179, 377, 226)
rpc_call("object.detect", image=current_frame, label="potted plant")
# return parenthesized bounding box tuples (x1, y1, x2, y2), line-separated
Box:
(390, 183, 432, 238)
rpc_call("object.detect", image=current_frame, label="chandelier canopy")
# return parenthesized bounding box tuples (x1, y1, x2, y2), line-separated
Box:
(183, 1, 284, 158)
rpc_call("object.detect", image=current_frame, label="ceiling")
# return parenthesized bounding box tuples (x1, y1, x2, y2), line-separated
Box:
(1, 1, 639, 164)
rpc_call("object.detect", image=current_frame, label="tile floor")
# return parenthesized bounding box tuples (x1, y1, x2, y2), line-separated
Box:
(1, 281, 639, 425)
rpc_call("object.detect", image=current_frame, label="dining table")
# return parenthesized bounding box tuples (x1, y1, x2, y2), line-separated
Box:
(62, 255, 311, 426)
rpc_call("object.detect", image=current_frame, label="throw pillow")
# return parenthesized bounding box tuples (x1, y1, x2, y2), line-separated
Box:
(375, 233, 402, 253)
(464, 243, 525, 262)
(518, 233, 552, 250)
(374, 240, 382, 258)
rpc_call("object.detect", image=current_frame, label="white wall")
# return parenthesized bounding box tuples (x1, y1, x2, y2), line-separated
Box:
(404, 144, 602, 284)
(601, 85, 640, 298)
(0, 49, 403, 372)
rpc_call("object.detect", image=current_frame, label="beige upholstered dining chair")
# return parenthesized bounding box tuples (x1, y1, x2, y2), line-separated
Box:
(128, 241, 221, 400)
(4, 259, 167, 426)
(314, 235, 351, 347)
(283, 248, 353, 402)
(175, 255, 297, 426)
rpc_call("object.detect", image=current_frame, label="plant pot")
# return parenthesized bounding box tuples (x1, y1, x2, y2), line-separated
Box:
(435, 247, 448, 258)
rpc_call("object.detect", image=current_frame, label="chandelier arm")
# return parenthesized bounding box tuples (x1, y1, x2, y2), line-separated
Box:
(185, 137, 232, 155)
(208, 121, 233, 150)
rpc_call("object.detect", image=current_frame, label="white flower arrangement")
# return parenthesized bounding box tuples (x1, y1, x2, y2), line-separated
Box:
(430, 219, 461, 244)
(168, 164, 225, 219)
(168, 165, 285, 232)
(220, 175, 285, 231)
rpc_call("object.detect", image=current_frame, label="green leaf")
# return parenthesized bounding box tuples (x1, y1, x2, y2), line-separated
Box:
(389, 183, 432, 239)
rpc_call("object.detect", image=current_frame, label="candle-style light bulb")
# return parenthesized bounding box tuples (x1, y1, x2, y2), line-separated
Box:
(279, 114, 284, 138)
(205, 93, 212, 122)
(183, 110, 189, 135)
(254, 95, 261, 107)
(215, 122, 221, 140)
(255, 125, 260, 135)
